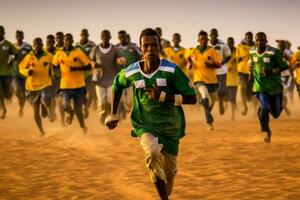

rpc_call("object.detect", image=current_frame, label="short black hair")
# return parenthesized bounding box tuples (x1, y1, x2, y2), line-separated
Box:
(33, 37, 42, 43)
(255, 32, 267, 39)
(118, 30, 127, 35)
(173, 33, 181, 37)
(139, 28, 161, 46)
(46, 34, 55, 40)
(64, 33, 73, 40)
(198, 30, 208, 37)
(56, 32, 64, 36)
(227, 37, 234, 41)
(245, 31, 253, 37)
(16, 30, 24, 35)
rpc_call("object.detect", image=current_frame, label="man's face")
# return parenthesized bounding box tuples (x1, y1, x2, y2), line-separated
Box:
(16, 33, 24, 44)
(101, 31, 111, 44)
(46, 37, 55, 48)
(140, 35, 160, 62)
(172, 35, 181, 46)
(227, 39, 234, 49)
(198, 35, 208, 48)
(33, 39, 43, 53)
(56, 34, 64, 46)
(118, 33, 128, 45)
(245, 34, 253, 45)
(81, 31, 88, 41)
(255, 34, 267, 50)
(64, 35, 73, 48)
(210, 31, 218, 41)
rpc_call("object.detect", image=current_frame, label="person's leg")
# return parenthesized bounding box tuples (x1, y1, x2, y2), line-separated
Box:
(239, 73, 249, 115)
(28, 92, 45, 135)
(12, 77, 26, 117)
(41, 87, 54, 121)
(297, 84, 300, 102)
(0, 76, 13, 119)
(269, 93, 283, 119)
(196, 83, 214, 129)
(256, 92, 272, 143)
(83, 74, 93, 118)
(161, 151, 177, 196)
(140, 133, 169, 200)
(61, 90, 73, 125)
(228, 86, 237, 120)
(217, 74, 227, 115)
(95, 85, 109, 124)
(73, 87, 87, 133)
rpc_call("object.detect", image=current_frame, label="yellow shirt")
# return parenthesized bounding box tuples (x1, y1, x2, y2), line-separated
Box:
(236, 43, 254, 74)
(186, 46, 220, 84)
(19, 51, 52, 91)
(226, 48, 239, 86)
(52, 48, 90, 89)
(290, 51, 300, 85)
(164, 47, 190, 76)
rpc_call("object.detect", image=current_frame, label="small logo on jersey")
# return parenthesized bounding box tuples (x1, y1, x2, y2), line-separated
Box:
(207, 56, 212, 61)
(73, 57, 78, 62)
(2, 46, 9, 51)
(134, 80, 146, 88)
(21, 50, 27, 55)
(263, 57, 270, 63)
(43, 62, 48, 67)
(156, 78, 167, 87)
(253, 57, 258, 63)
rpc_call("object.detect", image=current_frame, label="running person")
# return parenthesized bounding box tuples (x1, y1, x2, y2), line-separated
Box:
(89, 30, 124, 124)
(209, 28, 231, 116)
(236, 32, 255, 115)
(0, 25, 18, 119)
(19, 38, 53, 135)
(45, 34, 62, 123)
(12, 30, 32, 117)
(164, 33, 190, 78)
(105, 28, 196, 200)
(249, 32, 288, 143)
(75, 28, 96, 117)
(52, 33, 91, 133)
(116, 30, 142, 112)
(186, 30, 221, 130)
(226, 37, 239, 120)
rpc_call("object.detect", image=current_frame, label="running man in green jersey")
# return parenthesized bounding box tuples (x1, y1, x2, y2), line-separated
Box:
(249, 32, 288, 143)
(105, 28, 196, 200)
(0, 25, 18, 119)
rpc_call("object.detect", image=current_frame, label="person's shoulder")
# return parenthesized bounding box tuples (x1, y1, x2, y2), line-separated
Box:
(88, 40, 96, 46)
(249, 46, 257, 55)
(124, 61, 140, 78)
(265, 46, 278, 55)
(160, 59, 176, 73)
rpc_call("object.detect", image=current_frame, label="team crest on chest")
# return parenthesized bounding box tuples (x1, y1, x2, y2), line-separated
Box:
(156, 78, 167, 87)
(134, 80, 146, 88)
(263, 57, 270, 63)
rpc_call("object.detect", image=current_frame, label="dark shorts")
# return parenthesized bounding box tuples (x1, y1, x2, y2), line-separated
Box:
(26, 86, 52, 105)
(59, 87, 86, 106)
(217, 74, 228, 97)
(0, 76, 13, 100)
(12, 76, 26, 92)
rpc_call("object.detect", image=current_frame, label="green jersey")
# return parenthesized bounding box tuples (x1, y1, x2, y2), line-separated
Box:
(249, 46, 288, 95)
(75, 40, 95, 77)
(113, 59, 195, 156)
(0, 39, 18, 76)
(12, 42, 32, 77)
(116, 44, 141, 69)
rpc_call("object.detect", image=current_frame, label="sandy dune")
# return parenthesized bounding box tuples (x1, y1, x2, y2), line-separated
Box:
(0, 100, 300, 200)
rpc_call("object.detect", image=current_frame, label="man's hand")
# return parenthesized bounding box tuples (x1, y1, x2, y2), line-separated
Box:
(144, 85, 161, 101)
(105, 114, 119, 129)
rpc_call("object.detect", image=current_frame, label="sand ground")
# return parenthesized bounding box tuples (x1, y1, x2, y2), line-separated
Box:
(0, 99, 300, 200)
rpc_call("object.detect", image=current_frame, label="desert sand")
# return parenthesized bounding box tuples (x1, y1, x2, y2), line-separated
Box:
(0, 99, 300, 200)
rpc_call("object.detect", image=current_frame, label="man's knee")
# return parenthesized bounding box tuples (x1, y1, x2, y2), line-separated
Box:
(140, 133, 163, 158)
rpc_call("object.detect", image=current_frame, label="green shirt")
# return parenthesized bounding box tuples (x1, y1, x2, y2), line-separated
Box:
(12, 42, 32, 77)
(249, 46, 288, 95)
(75, 40, 95, 77)
(113, 59, 195, 156)
(0, 39, 18, 76)
(116, 44, 141, 69)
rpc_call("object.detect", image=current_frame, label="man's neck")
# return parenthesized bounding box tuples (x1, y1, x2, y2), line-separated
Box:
(101, 43, 110, 48)
(143, 59, 160, 74)
(47, 46, 55, 53)
(80, 39, 88, 45)
(257, 46, 266, 54)
(210, 39, 218, 45)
